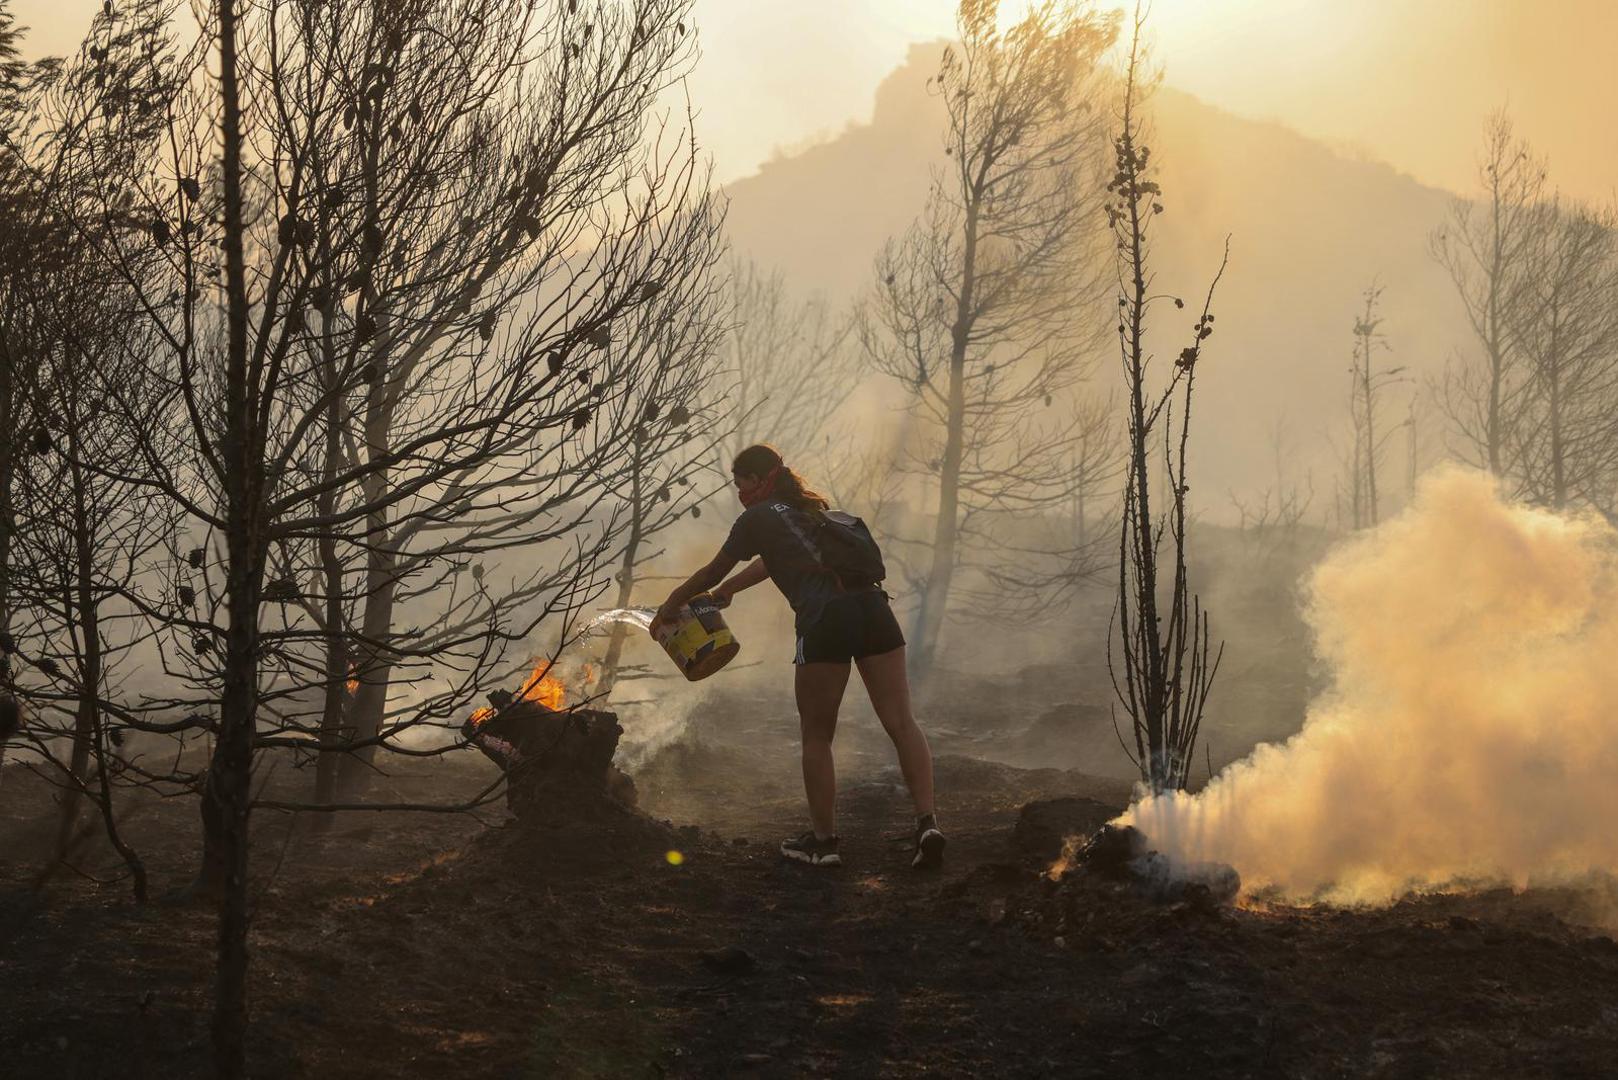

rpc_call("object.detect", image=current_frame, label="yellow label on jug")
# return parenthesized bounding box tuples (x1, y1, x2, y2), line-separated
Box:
(668, 617, 719, 661)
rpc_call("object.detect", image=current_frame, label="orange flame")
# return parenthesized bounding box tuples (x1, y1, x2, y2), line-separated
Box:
(346, 662, 360, 695)
(467, 659, 566, 729)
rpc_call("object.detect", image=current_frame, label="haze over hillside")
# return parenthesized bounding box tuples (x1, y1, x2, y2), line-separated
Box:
(723, 43, 1470, 513)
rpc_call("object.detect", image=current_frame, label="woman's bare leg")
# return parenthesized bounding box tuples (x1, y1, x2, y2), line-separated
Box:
(855, 646, 935, 817)
(794, 661, 851, 838)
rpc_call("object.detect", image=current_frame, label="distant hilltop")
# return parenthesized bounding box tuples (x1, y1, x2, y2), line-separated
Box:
(723, 42, 1468, 506)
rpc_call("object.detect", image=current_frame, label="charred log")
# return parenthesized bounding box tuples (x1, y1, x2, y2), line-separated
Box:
(1059, 823, 1240, 908)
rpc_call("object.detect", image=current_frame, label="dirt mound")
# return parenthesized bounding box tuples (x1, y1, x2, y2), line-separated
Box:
(930, 754, 1133, 806)
(931, 823, 1618, 1078)
(412, 780, 723, 894)
(634, 738, 768, 795)
(630, 736, 795, 830)
(1016, 702, 1113, 747)
(1013, 796, 1121, 862)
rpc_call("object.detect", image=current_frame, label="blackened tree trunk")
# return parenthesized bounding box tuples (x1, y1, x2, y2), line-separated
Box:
(1117, 97, 1166, 770)
(312, 342, 348, 806)
(599, 435, 646, 692)
(68, 425, 144, 899)
(911, 306, 969, 672)
(1357, 316, 1380, 527)
(309, 184, 350, 805)
(0, 6, 33, 684)
(1545, 305, 1566, 509)
(334, 97, 398, 798)
(335, 447, 396, 795)
(1107, 3, 1225, 793)
(0, 347, 13, 671)
(53, 424, 100, 861)
(1345, 285, 1401, 530)
(207, 3, 262, 1073)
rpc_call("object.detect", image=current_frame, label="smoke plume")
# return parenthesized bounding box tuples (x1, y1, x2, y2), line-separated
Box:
(1123, 467, 1618, 904)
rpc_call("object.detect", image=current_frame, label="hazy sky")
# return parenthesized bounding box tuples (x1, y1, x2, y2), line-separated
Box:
(690, 0, 1618, 203)
(12, 1, 1616, 202)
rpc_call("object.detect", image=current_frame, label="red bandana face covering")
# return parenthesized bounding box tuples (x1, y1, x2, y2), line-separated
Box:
(737, 465, 781, 508)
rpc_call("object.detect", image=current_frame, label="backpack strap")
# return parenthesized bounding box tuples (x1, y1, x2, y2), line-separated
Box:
(771, 502, 847, 591)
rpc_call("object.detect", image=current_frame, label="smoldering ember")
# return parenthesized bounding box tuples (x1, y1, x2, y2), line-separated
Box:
(3, 2, 1618, 1077)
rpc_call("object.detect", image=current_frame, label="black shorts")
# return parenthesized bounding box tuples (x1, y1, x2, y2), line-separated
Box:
(794, 592, 906, 665)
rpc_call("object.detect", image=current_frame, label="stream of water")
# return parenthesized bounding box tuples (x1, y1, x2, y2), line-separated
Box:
(584, 607, 656, 634)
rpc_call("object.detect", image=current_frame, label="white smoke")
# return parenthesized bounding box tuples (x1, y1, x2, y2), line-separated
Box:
(1123, 467, 1618, 904)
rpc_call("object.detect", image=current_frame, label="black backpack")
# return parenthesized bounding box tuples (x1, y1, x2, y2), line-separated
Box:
(775, 505, 887, 590)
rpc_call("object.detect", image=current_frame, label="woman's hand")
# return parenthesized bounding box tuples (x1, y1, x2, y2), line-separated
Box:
(649, 548, 740, 637)
(709, 585, 733, 609)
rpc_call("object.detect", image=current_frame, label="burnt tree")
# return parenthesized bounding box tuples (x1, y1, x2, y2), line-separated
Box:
(597, 267, 734, 693)
(1431, 112, 1546, 477)
(1341, 284, 1406, 530)
(1508, 198, 1618, 514)
(725, 257, 857, 465)
(862, 0, 1117, 672)
(1107, 4, 1226, 794)
(12, 1, 721, 1074)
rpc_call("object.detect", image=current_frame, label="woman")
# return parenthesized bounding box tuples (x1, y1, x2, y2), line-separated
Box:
(651, 444, 945, 869)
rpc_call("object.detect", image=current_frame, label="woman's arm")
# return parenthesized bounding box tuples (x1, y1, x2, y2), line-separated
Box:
(713, 558, 769, 607)
(651, 548, 739, 634)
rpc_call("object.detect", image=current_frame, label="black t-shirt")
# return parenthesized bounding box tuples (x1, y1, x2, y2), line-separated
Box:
(722, 501, 847, 634)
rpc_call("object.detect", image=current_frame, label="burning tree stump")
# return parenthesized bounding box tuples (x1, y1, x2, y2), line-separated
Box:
(1015, 797, 1120, 863)
(464, 690, 637, 824)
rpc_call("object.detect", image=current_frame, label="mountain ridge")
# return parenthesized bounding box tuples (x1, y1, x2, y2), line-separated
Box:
(720, 41, 1469, 503)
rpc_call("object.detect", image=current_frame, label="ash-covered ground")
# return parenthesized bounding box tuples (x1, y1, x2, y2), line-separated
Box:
(5, 625, 1618, 1079)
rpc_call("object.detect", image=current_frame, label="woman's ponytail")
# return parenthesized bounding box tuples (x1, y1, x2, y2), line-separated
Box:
(733, 443, 829, 513)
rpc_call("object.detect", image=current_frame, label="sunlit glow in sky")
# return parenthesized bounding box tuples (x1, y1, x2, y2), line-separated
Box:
(684, 0, 1616, 200)
(11, 0, 1615, 200)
